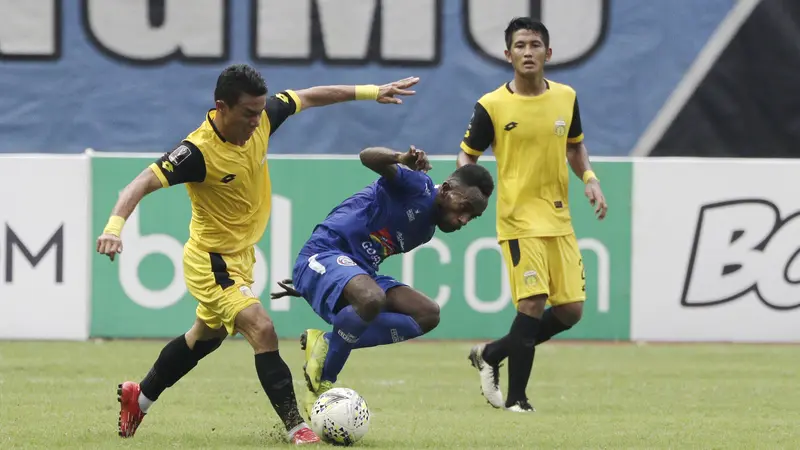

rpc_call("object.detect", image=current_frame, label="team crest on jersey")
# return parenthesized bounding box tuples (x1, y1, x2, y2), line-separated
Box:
(523, 270, 538, 287)
(369, 228, 397, 257)
(554, 118, 567, 137)
(168, 145, 191, 166)
(337, 255, 357, 267)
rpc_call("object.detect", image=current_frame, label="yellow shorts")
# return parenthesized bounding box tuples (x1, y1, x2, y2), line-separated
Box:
(500, 234, 586, 307)
(183, 241, 261, 335)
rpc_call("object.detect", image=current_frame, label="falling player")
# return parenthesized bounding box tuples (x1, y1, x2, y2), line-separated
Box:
(271, 145, 494, 416)
(458, 18, 608, 412)
(95, 63, 419, 444)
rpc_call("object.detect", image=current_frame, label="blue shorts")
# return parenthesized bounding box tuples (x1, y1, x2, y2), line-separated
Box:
(292, 250, 405, 324)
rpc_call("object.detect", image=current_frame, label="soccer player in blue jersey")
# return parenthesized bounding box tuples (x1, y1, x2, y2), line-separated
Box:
(271, 145, 494, 416)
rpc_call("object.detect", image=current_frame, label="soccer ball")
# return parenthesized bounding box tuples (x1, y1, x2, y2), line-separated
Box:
(309, 387, 370, 445)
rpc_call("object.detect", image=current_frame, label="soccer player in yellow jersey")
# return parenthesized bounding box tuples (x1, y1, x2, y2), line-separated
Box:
(459, 18, 608, 412)
(95, 63, 419, 444)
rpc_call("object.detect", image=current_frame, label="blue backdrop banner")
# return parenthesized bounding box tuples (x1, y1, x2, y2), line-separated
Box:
(0, 0, 733, 155)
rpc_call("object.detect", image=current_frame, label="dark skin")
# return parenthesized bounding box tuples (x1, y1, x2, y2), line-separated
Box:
(346, 145, 488, 323)
(456, 28, 605, 324)
(361, 146, 488, 233)
(274, 145, 488, 327)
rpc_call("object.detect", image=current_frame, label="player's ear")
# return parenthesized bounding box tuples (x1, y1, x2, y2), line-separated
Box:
(545, 47, 552, 62)
(504, 49, 513, 64)
(215, 99, 228, 113)
(440, 180, 453, 193)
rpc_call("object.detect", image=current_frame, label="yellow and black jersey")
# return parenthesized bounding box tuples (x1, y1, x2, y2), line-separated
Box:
(149, 90, 302, 254)
(461, 80, 583, 239)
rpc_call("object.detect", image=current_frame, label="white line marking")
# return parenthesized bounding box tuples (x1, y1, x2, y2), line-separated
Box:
(630, 0, 763, 157)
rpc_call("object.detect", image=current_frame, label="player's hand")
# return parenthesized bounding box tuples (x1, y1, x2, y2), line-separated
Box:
(399, 145, 432, 172)
(376, 77, 419, 105)
(585, 180, 608, 220)
(96, 233, 123, 262)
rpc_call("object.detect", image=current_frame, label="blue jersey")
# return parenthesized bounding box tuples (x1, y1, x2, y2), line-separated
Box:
(302, 165, 438, 272)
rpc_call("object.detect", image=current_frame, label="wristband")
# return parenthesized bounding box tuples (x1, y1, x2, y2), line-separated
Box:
(103, 215, 126, 237)
(582, 170, 598, 184)
(355, 85, 380, 101)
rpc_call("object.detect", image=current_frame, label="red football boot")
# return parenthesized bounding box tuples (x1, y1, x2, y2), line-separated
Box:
(290, 426, 321, 444)
(117, 381, 145, 438)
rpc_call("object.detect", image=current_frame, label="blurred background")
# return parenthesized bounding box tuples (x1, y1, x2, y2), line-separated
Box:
(3, 1, 800, 448)
(2, 0, 799, 342)
(2, 0, 797, 158)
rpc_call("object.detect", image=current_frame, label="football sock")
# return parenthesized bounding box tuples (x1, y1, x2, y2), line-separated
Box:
(321, 305, 370, 383)
(139, 335, 223, 411)
(481, 334, 512, 366)
(255, 350, 305, 431)
(482, 308, 574, 367)
(506, 312, 541, 406)
(351, 312, 424, 349)
(535, 308, 573, 345)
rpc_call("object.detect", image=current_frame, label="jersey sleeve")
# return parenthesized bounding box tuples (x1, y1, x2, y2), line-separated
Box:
(460, 101, 495, 156)
(381, 165, 433, 197)
(264, 89, 302, 136)
(149, 141, 207, 187)
(567, 96, 584, 144)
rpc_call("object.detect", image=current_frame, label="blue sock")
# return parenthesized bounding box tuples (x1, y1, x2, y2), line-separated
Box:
(321, 306, 369, 383)
(353, 313, 423, 349)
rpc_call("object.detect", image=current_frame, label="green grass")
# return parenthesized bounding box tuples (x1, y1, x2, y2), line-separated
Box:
(1, 339, 798, 449)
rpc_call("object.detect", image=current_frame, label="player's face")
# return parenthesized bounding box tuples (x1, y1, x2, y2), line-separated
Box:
(435, 184, 488, 233)
(216, 93, 267, 143)
(504, 29, 551, 76)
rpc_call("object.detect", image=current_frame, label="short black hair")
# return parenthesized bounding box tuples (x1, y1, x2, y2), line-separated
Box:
(214, 64, 267, 107)
(449, 164, 494, 199)
(504, 17, 549, 49)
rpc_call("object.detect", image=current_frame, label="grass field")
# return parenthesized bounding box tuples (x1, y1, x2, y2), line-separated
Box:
(1, 339, 799, 449)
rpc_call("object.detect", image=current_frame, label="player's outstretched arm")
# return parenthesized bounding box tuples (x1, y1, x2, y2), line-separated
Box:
(360, 146, 431, 180)
(567, 141, 607, 220)
(457, 151, 480, 168)
(96, 168, 163, 262)
(294, 76, 419, 109)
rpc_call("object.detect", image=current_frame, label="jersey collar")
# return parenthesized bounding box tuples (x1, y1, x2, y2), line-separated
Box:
(206, 109, 228, 143)
(505, 79, 550, 95)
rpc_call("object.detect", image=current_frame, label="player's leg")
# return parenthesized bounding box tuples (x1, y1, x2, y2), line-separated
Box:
(540, 233, 587, 343)
(117, 247, 229, 438)
(320, 274, 386, 385)
(346, 280, 439, 349)
(223, 248, 318, 444)
(470, 238, 549, 411)
(233, 304, 317, 444)
(134, 318, 226, 405)
(290, 251, 372, 418)
(118, 318, 226, 437)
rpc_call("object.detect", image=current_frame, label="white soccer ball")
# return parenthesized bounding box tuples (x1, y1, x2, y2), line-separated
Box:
(309, 387, 370, 446)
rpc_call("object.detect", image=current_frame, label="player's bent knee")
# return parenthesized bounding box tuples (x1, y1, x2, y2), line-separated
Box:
(517, 294, 547, 318)
(359, 294, 385, 322)
(416, 302, 440, 334)
(344, 275, 387, 322)
(185, 318, 228, 349)
(553, 302, 583, 326)
(250, 315, 277, 341)
(235, 305, 279, 351)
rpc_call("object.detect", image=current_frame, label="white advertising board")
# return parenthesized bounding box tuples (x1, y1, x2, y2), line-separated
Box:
(0, 156, 90, 340)
(632, 159, 800, 342)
